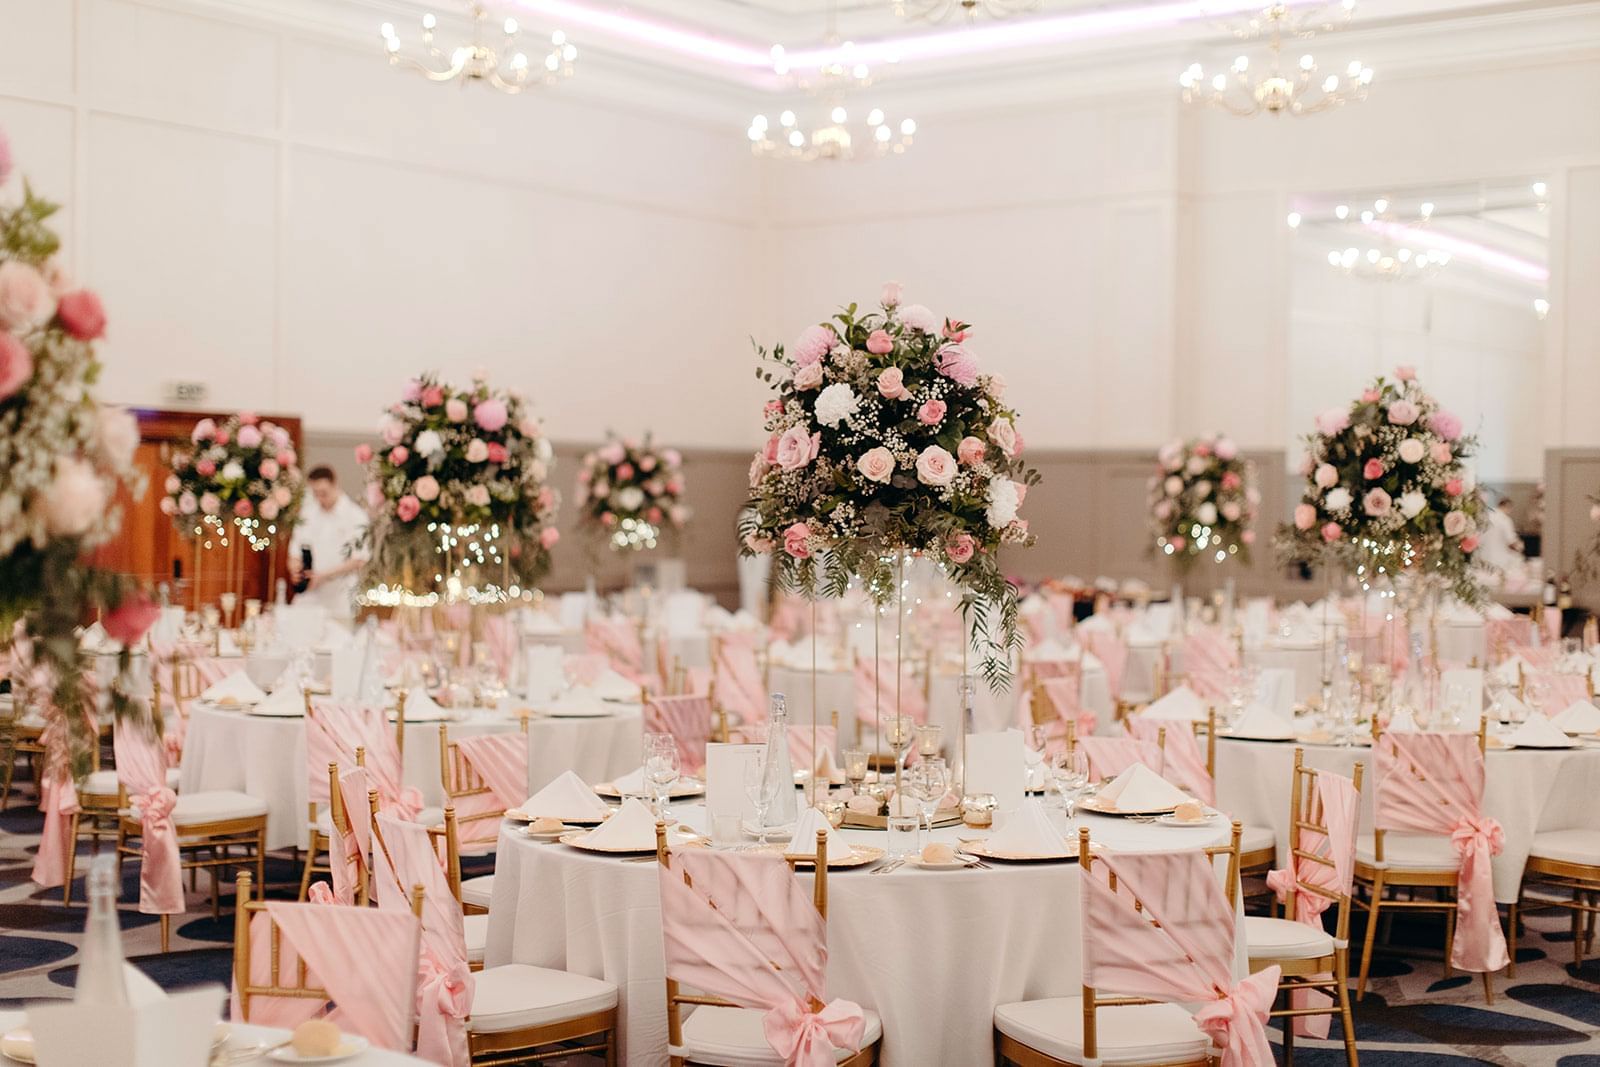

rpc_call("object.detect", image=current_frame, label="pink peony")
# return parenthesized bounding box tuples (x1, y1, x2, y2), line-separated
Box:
(396, 494, 421, 522)
(233, 499, 253, 517)
(1387, 400, 1419, 426)
(487, 442, 508, 464)
(260, 499, 279, 521)
(421, 386, 444, 408)
(1363, 458, 1385, 480)
(259, 458, 279, 479)
(389, 446, 409, 465)
(195, 459, 216, 477)
(414, 475, 440, 502)
(793, 362, 824, 390)
(783, 522, 812, 559)
(917, 398, 947, 425)
(1363, 488, 1392, 516)
(1294, 503, 1317, 530)
(856, 447, 895, 484)
(1361, 389, 1381, 403)
(0, 261, 55, 330)
(1321, 522, 1343, 542)
(1395, 365, 1417, 381)
(617, 462, 635, 481)
(1214, 437, 1237, 461)
(540, 526, 560, 549)
(791, 324, 836, 367)
(192, 417, 217, 443)
(1430, 442, 1452, 465)
(1445, 478, 1464, 497)
(237, 424, 262, 449)
(946, 532, 976, 564)
(877, 366, 909, 400)
(57, 290, 107, 340)
(1429, 410, 1462, 441)
(474, 398, 508, 432)
(935, 344, 979, 386)
(466, 439, 489, 463)
(1460, 535, 1479, 553)
(1221, 471, 1242, 491)
(1315, 408, 1351, 436)
(354, 444, 373, 464)
(402, 379, 423, 403)
(866, 329, 894, 355)
(0, 333, 33, 401)
(103, 593, 160, 647)
(988, 418, 1018, 458)
(1443, 510, 1469, 537)
(915, 445, 957, 487)
(445, 398, 468, 423)
(880, 281, 903, 307)
(957, 436, 987, 466)
(44, 458, 105, 536)
(775, 425, 819, 472)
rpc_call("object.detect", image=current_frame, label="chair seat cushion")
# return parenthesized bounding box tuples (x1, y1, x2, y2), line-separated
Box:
(674, 1004, 883, 1066)
(994, 997, 1210, 1065)
(413, 806, 445, 828)
(1528, 829, 1600, 867)
(1239, 824, 1276, 858)
(460, 875, 495, 909)
(82, 770, 120, 797)
(1246, 915, 1336, 961)
(467, 964, 617, 1033)
(172, 790, 269, 825)
(1356, 833, 1460, 872)
(463, 913, 489, 964)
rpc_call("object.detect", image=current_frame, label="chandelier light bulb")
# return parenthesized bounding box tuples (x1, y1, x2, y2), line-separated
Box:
(1322, 74, 1339, 93)
(1420, 201, 1435, 217)
(901, 118, 916, 135)
(503, 17, 517, 34)
(381, 22, 396, 38)
(1532, 181, 1548, 197)
(1374, 198, 1389, 212)
(561, 43, 576, 60)
(1398, 248, 1412, 261)
(1534, 298, 1551, 318)
(789, 130, 805, 147)
(1286, 211, 1302, 227)
(422, 12, 437, 30)
(1360, 209, 1374, 223)
(875, 125, 891, 141)
(1299, 54, 1314, 70)
(780, 110, 796, 127)
(853, 64, 870, 80)
(385, 35, 401, 53)
(831, 106, 848, 123)
(1212, 73, 1228, 92)
(1328, 251, 1341, 266)
(1233, 55, 1249, 72)
(381, 4, 575, 93)
(510, 51, 527, 69)
(551, 30, 565, 45)
(752, 114, 769, 131)
(1335, 204, 1349, 219)
(867, 108, 885, 126)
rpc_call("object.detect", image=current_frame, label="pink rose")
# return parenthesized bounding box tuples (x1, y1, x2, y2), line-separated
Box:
(233, 499, 253, 517)
(354, 444, 373, 464)
(1014, 480, 1028, 507)
(946, 532, 976, 564)
(647, 506, 663, 524)
(466, 439, 489, 463)
(196, 459, 216, 477)
(365, 483, 384, 509)
(164, 474, 181, 494)
(1429, 410, 1462, 441)
(421, 386, 444, 408)
(1443, 510, 1469, 537)
(1460, 535, 1479, 553)
(474, 398, 508, 432)
(1430, 442, 1452, 465)
(540, 526, 560, 549)
(664, 449, 682, 467)
(537, 487, 555, 511)
(942, 320, 968, 343)
(214, 429, 229, 446)
(640, 455, 657, 473)
(414, 475, 440, 502)
(1387, 400, 1419, 426)
(915, 445, 956, 487)
(748, 454, 768, 487)
(396, 494, 421, 522)
(957, 436, 986, 465)
(1361, 389, 1381, 403)
(389, 446, 409, 465)
(1241, 529, 1257, 545)
(280, 448, 296, 468)
(199, 492, 221, 516)
(519, 416, 541, 438)
(1363, 458, 1385, 480)
(159, 495, 177, 516)
(1363, 488, 1391, 516)
(617, 463, 635, 481)
(1445, 478, 1464, 497)
(667, 476, 684, 494)
(1395, 365, 1416, 381)
(880, 281, 903, 307)
(465, 485, 490, 507)
(1298, 452, 1314, 476)
(877, 366, 909, 400)
(402, 379, 422, 402)
(935, 343, 979, 386)
(775, 425, 820, 471)
(0, 261, 56, 330)
(178, 491, 197, 515)
(1221, 472, 1242, 491)
(793, 362, 824, 390)
(866, 329, 894, 355)
(57, 290, 107, 340)
(1321, 522, 1342, 542)
(237, 424, 263, 449)
(103, 593, 160, 647)
(192, 418, 217, 443)
(1193, 442, 1212, 458)
(791, 324, 836, 367)
(988, 418, 1018, 458)
(0, 332, 33, 401)
(445, 398, 468, 423)
(1315, 408, 1351, 436)
(1214, 438, 1237, 461)
(599, 442, 625, 465)
(259, 458, 279, 479)
(260, 499, 279, 521)
(487, 442, 508, 464)
(856, 447, 895, 484)
(273, 485, 292, 506)
(1312, 464, 1337, 489)
(1294, 503, 1317, 530)
(783, 522, 812, 559)
(917, 398, 947, 426)
(601, 512, 617, 527)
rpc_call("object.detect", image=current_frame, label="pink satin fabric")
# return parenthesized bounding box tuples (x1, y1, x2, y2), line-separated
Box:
(714, 632, 766, 728)
(1081, 848, 1278, 1067)
(323, 765, 370, 905)
(372, 812, 474, 1067)
(1125, 717, 1214, 804)
(1038, 675, 1097, 745)
(1529, 671, 1589, 714)
(1080, 736, 1165, 782)
(851, 654, 929, 727)
(1183, 630, 1239, 703)
(658, 848, 865, 1067)
(1484, 616, 1534, 654)
(479, 615, 517, 684)
(787, 724, 837, 774)
(309, 702, 424, 820)
(1083, 630, 1128, 699)
(645, 694, 715, 775)
(31, 772, 79, 890)
(585, 619, 647, 686)
(113, 722, 184, 916)
(452, 733, 528, 843)
(1374, 732, 1509, 973)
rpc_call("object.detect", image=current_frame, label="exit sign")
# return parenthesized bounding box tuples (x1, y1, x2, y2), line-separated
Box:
(163, 380, 209, 405)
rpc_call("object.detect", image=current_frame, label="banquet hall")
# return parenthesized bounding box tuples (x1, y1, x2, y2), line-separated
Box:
(2, 0, 1599, 1064)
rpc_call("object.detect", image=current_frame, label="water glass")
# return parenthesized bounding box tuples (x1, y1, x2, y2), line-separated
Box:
(886, 814, 921, 858)
(842, 747, 869, 792)
(1050, 748, 1089, 817)
(744, 754, 778, 845)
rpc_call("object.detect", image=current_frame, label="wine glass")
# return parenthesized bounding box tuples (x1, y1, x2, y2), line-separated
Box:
(909, 758, 948, 833)
(842, 748, 869, 795)
(1023, 724, 1049, 791)
(1050, 748, 1089, 817)
(744, 753, 778, 846)
(646, 736, 680, 821)
(219, 591, 238, 631)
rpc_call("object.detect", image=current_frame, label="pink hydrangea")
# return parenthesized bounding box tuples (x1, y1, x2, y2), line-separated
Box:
(790, 324, 836, 367)
(1429, 410, 1462, 441)
(935, 344, 979, 387)
(474, 398, 508, 432)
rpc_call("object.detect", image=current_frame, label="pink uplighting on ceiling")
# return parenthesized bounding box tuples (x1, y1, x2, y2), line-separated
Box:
(1365, 220, 1549, 283)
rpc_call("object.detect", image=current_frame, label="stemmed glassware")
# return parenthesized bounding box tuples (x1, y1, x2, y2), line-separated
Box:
(885, 714, 917, 795)
(219, 591, 238, 631)
(1023, 724, 1049, 791)
(842, 748, 869, 795)
(646, 736, 681, 820)
(908, 757, 948, 833)
(1049, 747, 1089, 817)
(744, 753, 779, 846)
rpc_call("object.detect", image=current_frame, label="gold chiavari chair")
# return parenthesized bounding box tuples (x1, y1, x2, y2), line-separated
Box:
(656, 825, 879, 1067)
(995, 823, 1242, 1067)
(438, 721, 528, 848)
(1245, 749, 1363, 1067)
(1508, 828, 1600, 970)
(1352, 719, 1493, 1003)
(371, 803, 485, 970)
(297, 699, 355, 901)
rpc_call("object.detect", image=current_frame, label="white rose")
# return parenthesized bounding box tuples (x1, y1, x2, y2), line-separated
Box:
(415, 429, 445, 457)
(1185, 455, 1207, 476)
(1398, 438, 1425, 464)
(617, 486, 645, 512)
(220, 461, 245, 483)
(986, 477, 1020, 527)
(1164, 476, 1183, 497)
(1197, 502, 1218, 525)
(1399, 491, 1426, 519)
(1314, 464, 1338, 489)
(44, 458, 106, 536)
(537, 438, 553, 463)
(1325, 487, 1353, 512)
(814, 383, 860, 428)
(98, 407, 139, 471)
(1443, 510, 1469, 537)
(1220, 501, 1242, 522)
(915, 445, 957, 487)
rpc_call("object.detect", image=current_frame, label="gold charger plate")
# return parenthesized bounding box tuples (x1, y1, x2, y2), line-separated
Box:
(840, 808, 962, 831)
(781, 844, 885, 868)
(1077, 797, 1178, 818)
(959, 840, 1077, 863)
(593, 780, 705, 800)
(559, 831, 705, 855)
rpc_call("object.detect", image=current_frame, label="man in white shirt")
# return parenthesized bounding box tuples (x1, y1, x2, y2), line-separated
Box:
(1477, 496, 1525, 574)
(287, 466, 369, 619)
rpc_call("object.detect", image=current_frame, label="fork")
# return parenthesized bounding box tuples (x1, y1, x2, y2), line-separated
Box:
(872, 858, 906, 875)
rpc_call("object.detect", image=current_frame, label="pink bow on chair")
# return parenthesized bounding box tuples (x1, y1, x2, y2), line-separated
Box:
(1192, 968, 1281, 1067)
(415, 950, 473, 1067)
(136, 786, 184, 914)
(762, 999, 867, 1067)
(1450, 814, 1507, 973)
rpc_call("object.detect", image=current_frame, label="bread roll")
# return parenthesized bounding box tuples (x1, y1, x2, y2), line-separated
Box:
(291, 1020, 342, 1057)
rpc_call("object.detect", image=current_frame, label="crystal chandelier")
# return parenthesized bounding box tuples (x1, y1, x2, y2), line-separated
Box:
(747, 23, 915, 161)
(1179, 2, 1372, 116)
(1288, 198, 1450, 280)
(379, 2, 576, 94)
(891, 0, 1039, 21)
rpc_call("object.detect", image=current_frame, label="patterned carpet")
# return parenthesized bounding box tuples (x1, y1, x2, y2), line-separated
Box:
(2, 777, 1599, 1066)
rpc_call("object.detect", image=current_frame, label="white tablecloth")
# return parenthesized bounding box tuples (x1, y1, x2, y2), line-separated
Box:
(525, 707, 644, 794)
(0, 1012, 430, 1066)
(484, 802, 1236, 1066)
(1214, 736, 1600, 903)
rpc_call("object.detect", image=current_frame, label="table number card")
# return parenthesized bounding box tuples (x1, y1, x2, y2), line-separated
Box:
(964, 729, 1025, 813)
(28, 985, 222, 1066)
(705, 742, 763, 843)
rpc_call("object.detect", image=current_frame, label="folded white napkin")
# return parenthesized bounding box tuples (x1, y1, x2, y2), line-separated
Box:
(1508, 714, 1572, 748)
(986, 798, 1067, 855)
(581, 797, 669, 850)
(1491, 694, 1535, 722)
(604, 765, 698, 794)
(1552, 700, 1600, 733)
(254, 682, 303, 716)
(1141, 685, 1207, 722)
(1387, 707, 1418, 733)
(594, 670, 642, 702)
(1491, 656, 1532, 686)
(1231, 701, 1295, 740)
(1097, 762, 1190, 812)
(785, 806, 852, 861)
(545, 689, 615, 717)
(521, 770, 611, 822)
(201, 671, 265, 704)
(813, 746, 845, 784)
(79, 621, 110, 652)
(400, 687, 451, 721)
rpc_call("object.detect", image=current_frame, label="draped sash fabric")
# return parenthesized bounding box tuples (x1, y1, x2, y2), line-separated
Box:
(308, 702, 423, 819)
(584, 619, 646, 686)
(113, 723, 184, 915)
(1038, 674, 1097, 745)
(1125, 717, 1214, 804)
(1079, 736, 1165, 782)
(851, 654, 929, 728)
(644, 694, 715, 775)
(787, 724, 838, 775)
(1183, 630, 1239, 703)
(1528, 670, 1590, 714)
(714, 632, 766, 728)
(1083, 630, 1128, 699)
(325, 765, 370, 905)
(453, 733, 529, 843)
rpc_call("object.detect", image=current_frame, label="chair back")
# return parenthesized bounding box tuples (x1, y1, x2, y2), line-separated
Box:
(585, 617, 646, 684)
(1035, 672, 1097, 741)
(1270, 750, 1362, 939)
(1082, 629, 1128, 699)
(851, 652, 929, 727)
(326, 763, 369, 906)
(310, 700, 418, 817)
(712, 632, 766, 728)
(439, 727, 526, 843)
(1079, 735, 1164, 782)
(1127, 715, 1214, 804)
(112, 719, 183, 915)
(787, 718, 839, 775)
(644, 694, 715, 775)
(1181, 629, 1238, 703)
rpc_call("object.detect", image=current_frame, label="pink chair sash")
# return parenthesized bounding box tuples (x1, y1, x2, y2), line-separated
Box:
(659, 848, 865, 1067)
(1038, 675, 1097, 744)
(1126, 717, 1214, 804)
(1374, 733, 1509, 973)
(452, 733, 528, 844)
(309, 702, 423, 820)
(1083, 630, 1128, 699)
(1079, 736, 1164, 782)
(1485, 616, 1533, 655)
(1264, 771, 1359, 1037)
(31, 771, 79, 890)
(645, 694, 714, 775)
(1183, 630, 1238, 703)
(479, 615, 517, 684)
(1509, 644, 1556, 671)
(113, 722, 184, 915)
(585, 619, 646, 686)
(787, 725, 838, 775)
(234, 901, 422, 1053)
(714, 633, 766, 727)
(1082, 849, 1278, 1067)
(372, 812, 473, 1067)
(851, 654, 928, 727)
(1529, 671, 1589, 714)
(324, 766, 370, 906)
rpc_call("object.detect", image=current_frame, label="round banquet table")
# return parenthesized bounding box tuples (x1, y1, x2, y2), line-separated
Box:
(1214, 734, 1600, 903)
(484, 802, 1239, 1066)
(524, 705, 644, 795)
(0, 1012, 431, 1066)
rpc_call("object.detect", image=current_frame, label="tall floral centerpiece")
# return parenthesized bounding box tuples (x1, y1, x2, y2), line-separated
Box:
(0, 126, 155, 775)
(163, 413, 303, 608)
(740, 282, 1038, 691)
(358, 372, 559, 604)
(1148, 434, 1258, 571)
(575, 435, 688, 553)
